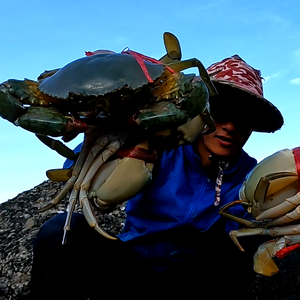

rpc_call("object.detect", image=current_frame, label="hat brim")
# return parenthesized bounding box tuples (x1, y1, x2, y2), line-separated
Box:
(210, 81, 284, 133)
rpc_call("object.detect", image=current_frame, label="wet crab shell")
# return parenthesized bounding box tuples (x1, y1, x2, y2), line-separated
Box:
(38, 53, 166, 100)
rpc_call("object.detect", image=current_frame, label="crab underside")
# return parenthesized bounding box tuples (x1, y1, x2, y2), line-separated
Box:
(219, 147, 300, 276)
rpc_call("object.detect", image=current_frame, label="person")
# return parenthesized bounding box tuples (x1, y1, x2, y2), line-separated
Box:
(28, 55, 283, 300)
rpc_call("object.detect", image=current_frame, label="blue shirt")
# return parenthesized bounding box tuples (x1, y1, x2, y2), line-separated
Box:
(118, 143, 256, 267)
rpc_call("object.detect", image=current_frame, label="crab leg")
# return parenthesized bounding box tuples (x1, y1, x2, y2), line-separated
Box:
(61, 132, 104, 243)
(35, 134, 78, 161)
(219, 200, 259, 227)
(230, 223, 300, 253)
(38, 136, 92, 212)
(261, 195, 300, 227)
(220, 200, 300, 251)
(62, 130, 128, 242)
(229, 228, 277, 252)
(79, 131, 128, 240)
(61, 132, 115, 243)
(167, 59, 218, 96)
(257, 192, 300, 223)
(39, 127, 107, 212)
(252, 172, 298, 220)
(62, 188, 79, 244)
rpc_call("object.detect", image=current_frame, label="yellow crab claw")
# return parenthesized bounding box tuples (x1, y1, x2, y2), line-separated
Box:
(159, 32, 182, 64)
(253, 239, 280, 277)
(46, 168, 73, 182)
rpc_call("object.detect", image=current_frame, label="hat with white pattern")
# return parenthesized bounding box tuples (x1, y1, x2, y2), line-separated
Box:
(207, 55, 283, 133)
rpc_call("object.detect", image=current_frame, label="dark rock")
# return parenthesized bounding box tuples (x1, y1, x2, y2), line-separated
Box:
(1, 180, 300, 299)
(0, 180, 126, 300)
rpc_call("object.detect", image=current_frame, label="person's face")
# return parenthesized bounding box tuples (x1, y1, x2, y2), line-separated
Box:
(200, 93, 254, 158)
(202, 118, 253, 158)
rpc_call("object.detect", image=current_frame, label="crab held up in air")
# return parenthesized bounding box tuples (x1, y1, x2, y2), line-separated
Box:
(219, 147, 300, 276)
(0, 32, 217, 242)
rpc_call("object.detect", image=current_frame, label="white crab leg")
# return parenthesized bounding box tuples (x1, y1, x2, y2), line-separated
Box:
(229, 228, 273, 252)
(256, 192, 300, 222)
(62, 132, 118, 243)
(63, 130, 128, 242)
(262, 224, 300, 236)
(79, 132, 128, 240)
(266, 202, 300, 227)
(252, 172, 298, 219)
(72, 134, 111, 188)
(230, 223, 300, 253)
(61, 137, 100, 244)
(80, 196, 117, 239)
(38, 136, 92, 212)
(62, 189, 79, 244)
(35, 134, 78, 161)
(219, 200, 257, 227)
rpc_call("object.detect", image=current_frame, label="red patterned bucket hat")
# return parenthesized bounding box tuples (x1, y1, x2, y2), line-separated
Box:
(206, 55, 283, 133)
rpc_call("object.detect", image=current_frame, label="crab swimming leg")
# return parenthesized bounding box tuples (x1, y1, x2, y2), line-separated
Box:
(78, 130, 128, 240)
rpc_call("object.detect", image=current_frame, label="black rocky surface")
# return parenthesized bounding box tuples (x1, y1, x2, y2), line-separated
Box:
(1, 180, 300, 300)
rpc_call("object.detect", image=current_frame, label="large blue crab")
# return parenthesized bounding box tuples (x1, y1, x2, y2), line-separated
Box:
(0, 32, 217, 241)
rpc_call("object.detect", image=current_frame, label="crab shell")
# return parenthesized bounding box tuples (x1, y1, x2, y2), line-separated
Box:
(38, 53, 166, 114)
(39, 53, 166, 97)
(239, 148, 299, 220)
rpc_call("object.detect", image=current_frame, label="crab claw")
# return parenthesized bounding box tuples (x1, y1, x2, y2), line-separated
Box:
(253, 236, 300, 276)
(239, 148, 299, 220)
(253, 239, 280, 276)
(159, 32, 182, 64)
(0, 83, 27, 123)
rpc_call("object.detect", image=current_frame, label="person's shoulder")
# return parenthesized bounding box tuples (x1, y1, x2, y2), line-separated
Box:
(241, 149, 257, 163)
(159, 144, 190, 164)
(241, 149, 257, 170)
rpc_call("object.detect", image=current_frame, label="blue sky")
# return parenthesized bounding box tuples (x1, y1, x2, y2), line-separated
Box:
(0, 0, 299, 203)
